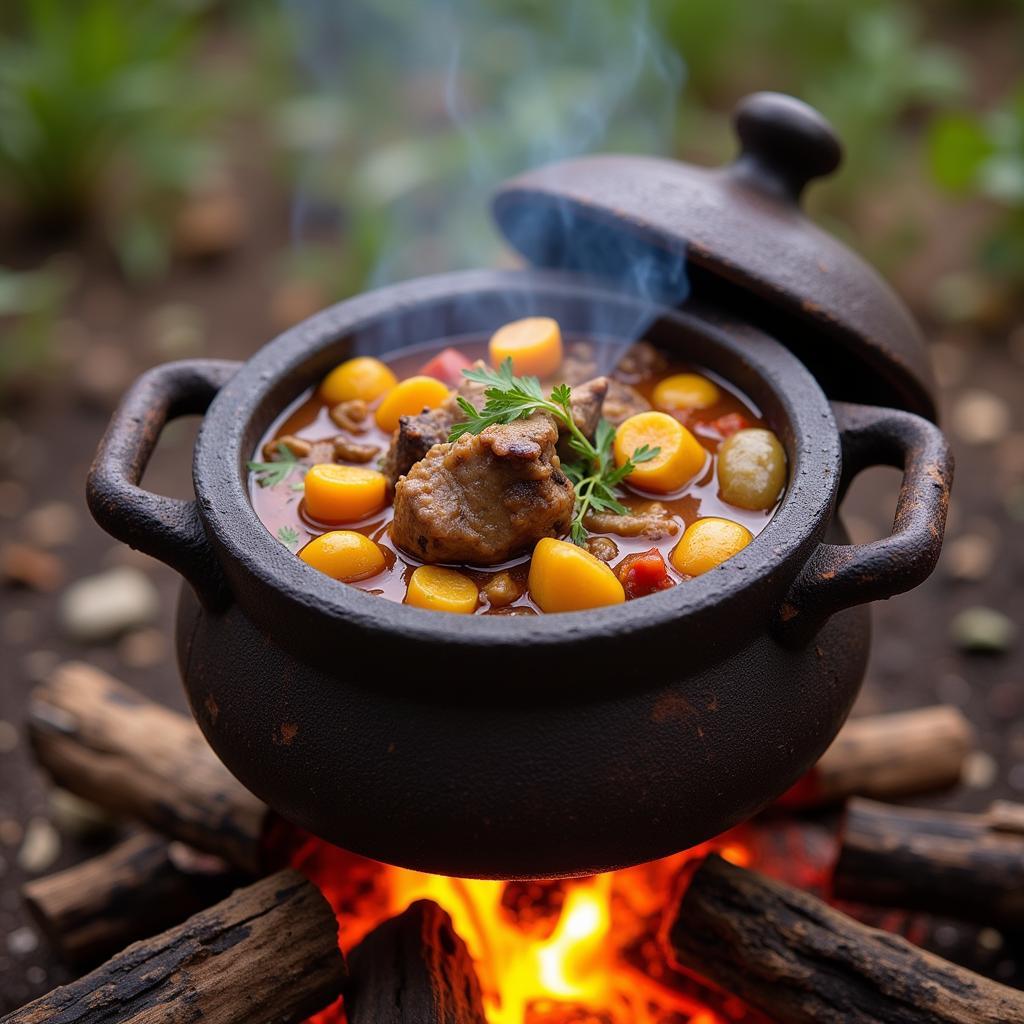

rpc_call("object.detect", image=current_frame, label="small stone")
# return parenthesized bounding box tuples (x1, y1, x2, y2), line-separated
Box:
(22, 649, 60, 683)
(17, 817, 60, 873)
(962, 750, 998, 789)
(118, 626, 167, 669)
(22, 501, 78, 548)
(146, 303, 206, 360)
(73, 341, 134, 409)
(951, 389, 1012, 446)
(944, 533, 995, 582)
(174, 188, 247, 260)
(979, 928, 1004, 952)
(48, 789, 116, 840)
(270, 279, 328, 332)
(951, 607, 1017, 654)
(0, 720, 18, 753)
(1, 542, 64, 591)
(0, 480, 28, 519)
(7, 926, 38, 956)
(26, 965, 46, 985)
(60, 567, 160, 643)
(0, 819, 23, 846)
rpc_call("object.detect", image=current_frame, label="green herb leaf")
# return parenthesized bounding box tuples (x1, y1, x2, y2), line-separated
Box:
(247, 442, 306, 489)
(277, 525, 301, 549)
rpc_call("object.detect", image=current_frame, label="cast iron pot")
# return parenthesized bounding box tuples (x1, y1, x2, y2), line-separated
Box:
(87, 268, 951, 879)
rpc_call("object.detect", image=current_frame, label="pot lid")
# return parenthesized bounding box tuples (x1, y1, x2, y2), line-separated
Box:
(493, 92, 936, 420)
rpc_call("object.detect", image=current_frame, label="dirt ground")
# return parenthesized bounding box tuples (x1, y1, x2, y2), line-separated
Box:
(1, 159, 1023, 1013)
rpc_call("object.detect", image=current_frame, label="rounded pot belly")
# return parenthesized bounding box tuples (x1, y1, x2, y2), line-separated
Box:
(176, 583, 868, 879)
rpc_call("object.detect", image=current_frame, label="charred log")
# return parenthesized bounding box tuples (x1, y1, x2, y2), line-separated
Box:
(833, 798, 1024, 929)
(27, 662, 270, 873)
(345, 899, 488, 1024)
(668, 854, 1024, 1024)
(21, 831, 244, 967)
(777, 705, 973, 808)
(4, 870, 346, 1024)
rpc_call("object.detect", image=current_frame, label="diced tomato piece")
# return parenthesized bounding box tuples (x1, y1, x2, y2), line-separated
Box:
(419, 347, 473, 385)
(709, 412, 750, 438)
(615, 547, 675, 600)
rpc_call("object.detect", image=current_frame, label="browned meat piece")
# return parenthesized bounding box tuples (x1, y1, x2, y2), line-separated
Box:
(560, 342, 599, 386)
(333, 437, 380, 464)
(602, 379, 651, 425)
(380, 406, 452, 485)
(481, 571, 522, 608)
(613, 341, 667, 384)
(568, 376, 608, 439)
(329, 399, 370, 433)
(262, 435, 335, 464)
(392, 412, 574, 566)
(585, 535, 620, 562)
(583, 501, 679, 539)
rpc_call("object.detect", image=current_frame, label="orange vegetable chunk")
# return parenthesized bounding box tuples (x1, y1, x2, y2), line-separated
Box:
(488, 317, 563, 378)
(528, 537, 625, 613)
(652, 373, 721, 412)
(374, 375, 450, 433)
(320, 356, 397, 405)
(406, 565, 479, 614)
(299, 530, 386, 582)
(670, 517, 753, 577)
(613, 411, 706, 494)
(304, 464, 387, 523)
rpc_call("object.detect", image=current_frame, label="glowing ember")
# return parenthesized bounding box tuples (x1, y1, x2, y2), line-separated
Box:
(292, 829, 765, 1024)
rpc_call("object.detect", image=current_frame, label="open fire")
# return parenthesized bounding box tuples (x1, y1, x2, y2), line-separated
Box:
(292, 829, 767, 1024)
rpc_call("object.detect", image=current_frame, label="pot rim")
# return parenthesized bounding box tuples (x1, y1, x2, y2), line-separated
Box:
(193, 269, 840, 649)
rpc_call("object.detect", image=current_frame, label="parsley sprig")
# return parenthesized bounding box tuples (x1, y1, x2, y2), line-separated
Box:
(448, 359, 658, 545)
(247, 442, 306, 489)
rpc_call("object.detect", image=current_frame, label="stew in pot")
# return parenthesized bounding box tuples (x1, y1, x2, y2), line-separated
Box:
(249, 318, 786, 614)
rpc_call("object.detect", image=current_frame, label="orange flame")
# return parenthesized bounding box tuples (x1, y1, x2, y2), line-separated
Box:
(296, 829, 755, 1024)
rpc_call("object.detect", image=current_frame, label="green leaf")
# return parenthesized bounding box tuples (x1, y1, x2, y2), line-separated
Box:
(247, 442, 304, 488)
(277, 525, 300, 549)
(928, 113, 993, 192)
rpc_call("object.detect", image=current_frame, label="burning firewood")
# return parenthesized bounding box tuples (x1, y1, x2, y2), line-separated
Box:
(776, 705, 974, 809)
(344, 899, 488, 1024)
(5, 870, 346, 1024)
(668, 854, 1024, 1024)
(833, 797, 1024, 929)
(26, 661, 271, 873)
(21, 830, 244, 967)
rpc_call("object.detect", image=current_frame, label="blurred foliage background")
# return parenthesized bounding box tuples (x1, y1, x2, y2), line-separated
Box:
(1, 0, 1022, 396)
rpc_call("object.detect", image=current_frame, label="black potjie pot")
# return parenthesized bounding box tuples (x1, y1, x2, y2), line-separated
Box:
(87, 96, 952, 879)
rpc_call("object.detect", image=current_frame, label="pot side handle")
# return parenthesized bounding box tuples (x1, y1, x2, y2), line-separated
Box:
(86, 358, 241, 610)
(776, 401, 953, 642)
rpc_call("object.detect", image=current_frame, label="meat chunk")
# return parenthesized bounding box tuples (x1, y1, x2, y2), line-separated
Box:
(380, 406, 452, 485)
(583, 501, 679, 539)
(602, 379, 650, 426)
(560, 342, 599, 386)
(613, 341, 667, 384)
(568, 376, 608, 439)
(392, 412, 574, 566)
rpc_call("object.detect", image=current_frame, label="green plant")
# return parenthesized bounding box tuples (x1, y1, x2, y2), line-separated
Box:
(0, 0, 219, 276)
(929, 86, 1024, 282)
(0, 262, 70, 391)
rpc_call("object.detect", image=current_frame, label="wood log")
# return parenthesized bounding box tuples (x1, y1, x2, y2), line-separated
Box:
(3, 870, 346, 1024)
(668, 854, 1024, 1024)
(27, 662, 270, 873)
(776, 705, 973, 808)
(21, 831, 245, 967)
(833, 798, 1024, 929)
(345, 899, 488, 1024)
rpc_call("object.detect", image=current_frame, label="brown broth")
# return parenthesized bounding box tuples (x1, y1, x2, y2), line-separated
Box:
(250, 337, 779, 613)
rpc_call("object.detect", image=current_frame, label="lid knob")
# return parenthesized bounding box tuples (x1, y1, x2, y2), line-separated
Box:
(730, 92, 843, 204)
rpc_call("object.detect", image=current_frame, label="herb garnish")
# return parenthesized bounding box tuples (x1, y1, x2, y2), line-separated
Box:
(448, 359, 658, 545)
(247, 442, 306, 489)
(276, 525, 300, 549)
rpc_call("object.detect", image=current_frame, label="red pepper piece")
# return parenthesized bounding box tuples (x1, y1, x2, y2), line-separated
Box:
(419, 347, 473, 385)
(709, 412, 750, 438)
(615, 547, 675, 600)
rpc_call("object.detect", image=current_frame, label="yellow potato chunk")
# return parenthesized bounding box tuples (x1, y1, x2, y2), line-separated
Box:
(299, 530, 386, 582)
(652, 373, 721, 412)
(489, 317, 563, 378)
(670, 517, 753, 577)
(321, 357, 397, 405)
(717, 428, 787, 510)
(613, 411, 706, 494)
(406, 565, 479, 614)
(374, 375, 451, 433)
(528, 537, 625, 613)
(304, 464, 387, 523)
